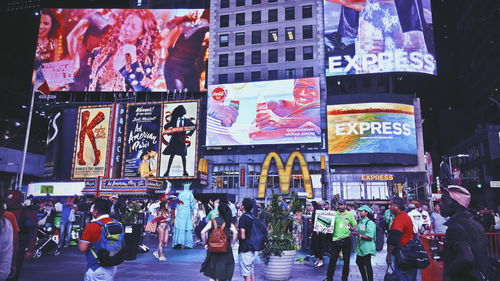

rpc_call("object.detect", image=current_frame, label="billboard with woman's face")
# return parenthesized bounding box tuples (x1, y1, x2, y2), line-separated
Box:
(35, 8, 209, 92)
(324, 0, 436, 76)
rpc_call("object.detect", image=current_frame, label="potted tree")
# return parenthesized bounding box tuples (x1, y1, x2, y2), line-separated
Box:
(260, 194, 300, 281)
(121, 201, 144, 260)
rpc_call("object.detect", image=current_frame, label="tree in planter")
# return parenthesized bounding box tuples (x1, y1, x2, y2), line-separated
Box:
(121, 201, 142, 225)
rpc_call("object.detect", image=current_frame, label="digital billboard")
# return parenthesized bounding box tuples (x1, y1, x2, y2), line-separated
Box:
(324, 0, 436, 76)
(207, 78, 321, 146)
(159, 101, 199, 178)
(327, 94, 418, 165)
(35, 8, 209, 92)
(72, 106, 112, 179)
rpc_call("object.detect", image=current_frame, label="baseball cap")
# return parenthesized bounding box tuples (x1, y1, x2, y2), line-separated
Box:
(357, 205, 373, 214)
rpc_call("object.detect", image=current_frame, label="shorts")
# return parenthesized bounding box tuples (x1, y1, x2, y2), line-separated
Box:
(239, 251, 256, 277)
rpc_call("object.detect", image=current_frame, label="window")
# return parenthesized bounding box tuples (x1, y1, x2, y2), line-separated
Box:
(303, 67, 314, 77)
(251, 71, 261, 81)
(303, 46, 313, 60)
(285, 47, 295, 61)
(285, 7, 295, 20)
(219, 34, 229, 47)
(251, 30, 261, 44)
(235, 32, 245, 45)
(268, 0, 277, 2)
(252, 11, 261, 24)
(251, 51, 261, 64)
(235, 72, 244, 82)
(235, 52, 245, 65)
(252, 0, 261, 4)
(268, 29, 278, 42)
(268, 70, 278, 80)
(236, 0, 245, 6)
(303, 25, 313, 39)
(268, 49, 278, 63)
(218, 74, 228, 84)
(302, 5, 313, 18)
(221, 0, 229, 8)
(236, 13, 245, 26)
(285, 68, 296, 79)
(219, 54, 229, 67)
(285, 27, 295, 41)
(268, 9, 278, 22)
(220, 15, 229, 28)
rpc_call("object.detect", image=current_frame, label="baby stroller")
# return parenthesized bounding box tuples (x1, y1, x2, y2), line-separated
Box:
(33, 224, 61, 259)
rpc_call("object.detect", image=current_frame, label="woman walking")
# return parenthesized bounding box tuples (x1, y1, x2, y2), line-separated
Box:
(351, 205, 376, 281)
(200, 203, 238, 281)
(153, 201, 171, 261)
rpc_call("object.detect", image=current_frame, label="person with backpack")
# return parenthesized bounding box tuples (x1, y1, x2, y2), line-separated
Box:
(351, 205, 376, 281)
(78, 198, 125, 281)
(200, 203, 238, 281)
(238, 198, 265, 281)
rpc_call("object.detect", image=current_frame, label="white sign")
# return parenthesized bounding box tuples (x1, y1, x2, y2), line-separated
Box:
(490, 181, 500, 188)
(313, 210, 336, 234)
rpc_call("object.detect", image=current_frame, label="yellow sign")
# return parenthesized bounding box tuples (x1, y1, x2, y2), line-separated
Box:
(198, 158, 208, 174)
(258, 151, 313, 198)
(361, 174, 394, 181)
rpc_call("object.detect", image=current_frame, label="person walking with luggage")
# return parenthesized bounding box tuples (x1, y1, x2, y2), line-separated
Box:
(351, 205, 376, 281)
(153, 201, 171, 261)
(324, 200, 357, 281)
(200, 203, 238, 281)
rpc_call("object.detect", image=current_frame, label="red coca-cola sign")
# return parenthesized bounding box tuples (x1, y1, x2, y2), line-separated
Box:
(211, 87, 226, 102)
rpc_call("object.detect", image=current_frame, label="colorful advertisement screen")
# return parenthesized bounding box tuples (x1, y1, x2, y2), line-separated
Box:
(324, 0, 436, 76)
(207, 78, 321, 146)
(327, 96, 417, 164)
(72, 106, 112, 179)
(35, 9, 209, 92)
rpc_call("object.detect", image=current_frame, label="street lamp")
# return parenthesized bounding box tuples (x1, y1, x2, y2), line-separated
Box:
(448, 154, 469, 175)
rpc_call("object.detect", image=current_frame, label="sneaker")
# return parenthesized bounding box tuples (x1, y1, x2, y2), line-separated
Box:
(153, 251, 160, 260)
(159, 256, 167, 261)
(316, 261, 324, 267)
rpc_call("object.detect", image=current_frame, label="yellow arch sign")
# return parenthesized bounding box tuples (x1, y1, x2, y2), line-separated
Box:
(257, 151, 313, 198)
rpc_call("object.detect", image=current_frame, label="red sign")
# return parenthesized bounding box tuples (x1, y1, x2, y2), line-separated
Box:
(452, 168, 462, 184)
(211, 87, 226, 102)
(240, 166, 245, 187)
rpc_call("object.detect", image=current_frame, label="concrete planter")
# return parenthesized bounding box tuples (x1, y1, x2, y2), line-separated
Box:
(263, 250, 297, 281)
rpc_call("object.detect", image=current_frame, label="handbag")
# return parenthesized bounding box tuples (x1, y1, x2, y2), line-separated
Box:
(394, 237, 430, 269)
(384, 264, 398, 281)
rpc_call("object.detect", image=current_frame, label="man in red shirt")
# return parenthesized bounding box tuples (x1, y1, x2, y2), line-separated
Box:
(78, 198, 117, 281)
(386, 196, 417, 281)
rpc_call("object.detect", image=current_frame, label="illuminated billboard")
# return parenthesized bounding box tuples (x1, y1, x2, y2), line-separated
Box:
(324, 0, 436, 76)
(207, 78, 321, 146)
(327, 94, 418, 164)
(35, 8, 209, 92)
(72, 105, 112, 179)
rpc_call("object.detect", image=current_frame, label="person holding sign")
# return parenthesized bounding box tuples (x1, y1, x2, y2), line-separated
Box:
(351, 205, 376, 281)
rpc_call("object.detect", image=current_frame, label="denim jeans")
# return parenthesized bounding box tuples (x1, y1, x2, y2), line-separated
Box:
(392, 256, 417, 281)
(59, 220, 72, 247)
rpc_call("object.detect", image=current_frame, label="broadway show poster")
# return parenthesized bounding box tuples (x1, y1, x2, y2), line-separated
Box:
(72, 106, 112, 179)
(159, 101, 198, 178)
(324, 0, 436, 76)
(206, 78, 321, 146)
(327, 102, 417, 155)
(35, 9, 209, 92)
(122, 103, 161, 178)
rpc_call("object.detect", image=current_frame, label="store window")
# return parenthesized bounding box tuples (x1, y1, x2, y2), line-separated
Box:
(343, 182, 365, 200)
(366, 182, 389, 200)
(212, 165, 240, 189)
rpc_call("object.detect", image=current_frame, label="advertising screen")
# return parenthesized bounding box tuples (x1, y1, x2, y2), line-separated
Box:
(207, 78, 321, 146)
(72, 106, 112, 179)
(159, 101, 199, 178)
(328, 102, 416, 155)
(324, 0, 436, 76)
(35, 8, 209, 92)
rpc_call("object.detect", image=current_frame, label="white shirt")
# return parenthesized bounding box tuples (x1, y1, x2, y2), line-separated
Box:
(408, 209, 423, 234)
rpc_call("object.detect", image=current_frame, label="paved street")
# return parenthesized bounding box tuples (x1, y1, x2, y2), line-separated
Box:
(20, 235, 423, 281)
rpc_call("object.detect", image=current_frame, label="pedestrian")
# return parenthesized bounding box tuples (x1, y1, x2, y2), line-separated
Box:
(109, 195, 122, 221)
(1, 188, 19, 281)
(206, 199, 220, 221)
(78, 198, 119, 281)
(228, 201, 237, 224)
(475, 207, 495, 233)
(59, 196, 77, 248)
(430, 204, 447, 234)
(420, 205, 431, 234)
(153, 201, 171, 261)
(352, 205, 376, 281)
(200, 203, 238, 281)
(385, 197, 417, 281)
(407, 203, 422, 234)
(238, 198, 256, 281)
(292, 208, 304, 248)
(324, 200, 357, 281)
(310, 201, 325, 268)
(440, 186, 493, 280)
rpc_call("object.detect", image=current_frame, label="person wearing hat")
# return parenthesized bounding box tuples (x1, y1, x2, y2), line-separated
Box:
(109, 195, 122, 221)
(351, 205, 376, 281)
(440, 186, 492, 281)
(407, 203, 423, 234)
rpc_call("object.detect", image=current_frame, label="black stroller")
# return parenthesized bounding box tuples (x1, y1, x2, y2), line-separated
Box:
(33, 225, 61, 259)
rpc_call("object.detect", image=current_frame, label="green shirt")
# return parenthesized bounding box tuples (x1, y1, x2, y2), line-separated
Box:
(384, 209, 394, 228)
(206, 209, 219, 221)
(332, 210, 357, 241)
(355, 217, 376, 257)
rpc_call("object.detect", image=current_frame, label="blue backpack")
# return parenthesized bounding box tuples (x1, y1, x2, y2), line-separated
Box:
(90, 220, 125, 267)
(244, 214, 268, 251)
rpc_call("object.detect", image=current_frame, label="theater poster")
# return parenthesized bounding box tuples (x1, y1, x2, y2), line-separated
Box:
(72, 106, 112, 179)
(35, 8, 209, 92)
(159, 101, 199, 178)
(122, 103, 162, 178)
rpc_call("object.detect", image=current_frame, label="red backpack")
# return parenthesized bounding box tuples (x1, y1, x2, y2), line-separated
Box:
(208, 219, 227, 253)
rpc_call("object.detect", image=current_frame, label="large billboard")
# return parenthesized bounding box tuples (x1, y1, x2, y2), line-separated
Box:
(72, 106, 112, 179)
(324, 0, 436, 76)
(35, 9, 209, 92)
(327, 94, 417, 164)
(207, 78, 321, 146)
